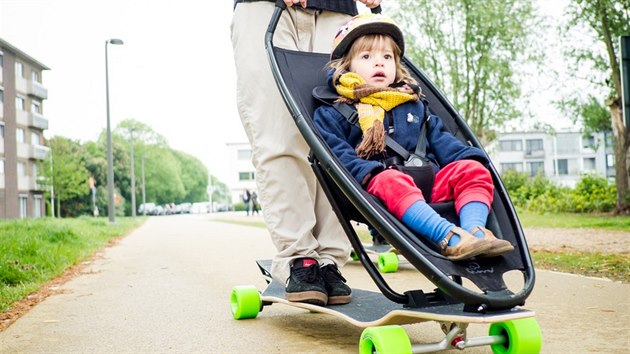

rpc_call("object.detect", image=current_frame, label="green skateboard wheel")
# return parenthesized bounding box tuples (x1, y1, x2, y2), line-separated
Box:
(359, 325, 412, 354)
(489, 318, 542, 354)
(230, 285, 261, 320)
(350, 251, 359, 261)
(378, 252, 399, 273)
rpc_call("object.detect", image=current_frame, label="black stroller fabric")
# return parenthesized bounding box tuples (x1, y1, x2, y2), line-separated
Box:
(270, 46, 535, 310)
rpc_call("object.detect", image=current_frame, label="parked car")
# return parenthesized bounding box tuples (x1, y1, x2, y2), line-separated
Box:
(177, 202, 192, 214)
(138, 203, 157, 215)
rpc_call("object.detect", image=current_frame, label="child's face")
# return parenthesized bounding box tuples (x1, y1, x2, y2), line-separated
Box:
(349, 39, 396, 89)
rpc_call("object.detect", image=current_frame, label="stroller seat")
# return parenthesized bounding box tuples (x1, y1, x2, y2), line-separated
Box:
(266, 37, 535, 311)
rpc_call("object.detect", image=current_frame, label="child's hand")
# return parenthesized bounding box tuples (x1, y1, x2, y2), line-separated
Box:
(284, 0, 307, 7)
(355, 0, 382, 9)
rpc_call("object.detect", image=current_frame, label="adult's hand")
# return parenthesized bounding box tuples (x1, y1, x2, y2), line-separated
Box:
(284, 0, 307, 7)
(355, 0, 382, 9)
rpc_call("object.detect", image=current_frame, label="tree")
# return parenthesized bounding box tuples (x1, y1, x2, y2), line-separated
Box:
(45, 137, 90, 217)
(173, 150, 209, 203)
(389, 0, 544, 143)
(562, 0, 630, 213)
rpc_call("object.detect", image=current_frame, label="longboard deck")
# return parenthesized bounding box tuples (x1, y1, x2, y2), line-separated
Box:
(257, 260, 534, 328)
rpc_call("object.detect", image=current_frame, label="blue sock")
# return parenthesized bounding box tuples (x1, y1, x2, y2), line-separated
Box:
(401, 201, 456, 245)
(459, 201, 489, 238)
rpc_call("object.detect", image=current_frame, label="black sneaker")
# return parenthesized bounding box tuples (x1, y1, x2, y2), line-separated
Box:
(285, 258, 327, 306)
(321, 264, 352, 305)
(369, 227, 389, 246)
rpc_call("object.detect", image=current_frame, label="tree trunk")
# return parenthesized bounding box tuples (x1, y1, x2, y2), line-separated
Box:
(608, 96, 630, 214)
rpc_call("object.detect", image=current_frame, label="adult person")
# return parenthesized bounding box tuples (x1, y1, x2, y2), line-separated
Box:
(231, 0, 381, 306)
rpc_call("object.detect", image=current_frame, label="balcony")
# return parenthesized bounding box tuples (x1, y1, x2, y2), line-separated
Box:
(18, 176, 41, 191)
(31, 144, 50, 160)
(28, 80, 48, 100)
(15, 77, 48, 100)
(29, 112, 49, 130)
(524, 150, 545, 158)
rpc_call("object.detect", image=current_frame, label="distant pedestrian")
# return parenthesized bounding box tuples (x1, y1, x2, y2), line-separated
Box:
(251, 191, 260, 215)
(242, 189, 252, 216)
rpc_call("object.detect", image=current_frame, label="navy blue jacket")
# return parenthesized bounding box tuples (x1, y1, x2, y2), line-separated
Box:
(313, 98, 489, 186)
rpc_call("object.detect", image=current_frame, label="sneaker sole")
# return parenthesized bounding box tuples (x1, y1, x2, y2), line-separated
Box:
(286, 291, 328, 306)
(327, 295, 352, 305)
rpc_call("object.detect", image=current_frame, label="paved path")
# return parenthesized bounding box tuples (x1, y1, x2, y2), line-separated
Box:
(0, 214, 628, 353)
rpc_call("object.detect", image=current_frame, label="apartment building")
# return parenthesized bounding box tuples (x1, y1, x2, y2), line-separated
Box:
(488, 130, 614, 188)
(225, 142, 257, 204)
(1, 38, 50, 218)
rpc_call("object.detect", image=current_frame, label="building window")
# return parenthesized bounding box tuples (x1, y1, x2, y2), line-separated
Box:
(33, 163, 39, 178)
(500, 162, 523, 173)
(31, 131, 40, 145)
(0, 123, 4, 139)
(0, 158, 4, 174)
(556, 159, 568, 175)
(16, 96, 25, 111)
(606, 154, 615, 177)
(237, 149, 252, 160)
(17, 128, 25, 143)
(33, 196, 42, 218)
(31, 100, 41, 114)
(582, 134, 596, 149)
(499, 139, 522, 152)
(239, 171, 255, 181)
(19, 195, 28, 219)
(17, 162, 26, 176)
(583, 157, 596, 171)
(15, 62, 24, 78)
(0, 89, 3, 103)
(525, 139, 543, 155)
(32, 71, 40, 83)
(527, 161, 544, 177)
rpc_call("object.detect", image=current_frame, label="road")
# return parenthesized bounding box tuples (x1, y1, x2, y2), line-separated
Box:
(0, 213, 628, 353)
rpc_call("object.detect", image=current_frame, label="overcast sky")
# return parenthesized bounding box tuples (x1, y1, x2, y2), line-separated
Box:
(1, 0, 577, 184)
(0, 0, 243, 183)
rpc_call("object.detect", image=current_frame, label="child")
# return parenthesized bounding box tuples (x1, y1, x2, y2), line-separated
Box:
(314, 14, 514, 260)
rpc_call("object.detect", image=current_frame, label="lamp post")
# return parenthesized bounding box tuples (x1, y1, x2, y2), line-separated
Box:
(129, 127, 136, 217)
(105, 38, 123, 224)
(141, 155, 146, 216)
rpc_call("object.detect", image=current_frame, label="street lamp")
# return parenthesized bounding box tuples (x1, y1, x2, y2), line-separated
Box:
(130, 127, 136, 217)
(105, 38, 123, 224)
(141, 155, 146, 216)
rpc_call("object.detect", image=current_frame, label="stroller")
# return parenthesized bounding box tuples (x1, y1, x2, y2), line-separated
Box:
(231, 2, 541, 353)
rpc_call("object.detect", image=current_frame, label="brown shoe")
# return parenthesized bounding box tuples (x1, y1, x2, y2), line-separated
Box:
(439, 227, 493, 261)
(472, 226, 515, 257)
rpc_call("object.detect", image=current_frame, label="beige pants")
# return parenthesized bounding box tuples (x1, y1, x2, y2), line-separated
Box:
(231, 2, 352, 282)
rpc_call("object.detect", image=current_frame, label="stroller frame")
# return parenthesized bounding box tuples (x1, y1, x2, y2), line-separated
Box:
(264, 2, 535, 312)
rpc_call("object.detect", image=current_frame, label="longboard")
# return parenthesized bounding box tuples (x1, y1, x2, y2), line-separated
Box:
(230, 260, 542, 353)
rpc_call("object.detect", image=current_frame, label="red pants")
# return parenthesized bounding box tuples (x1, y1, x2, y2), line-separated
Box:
(366, 160, 494, 219)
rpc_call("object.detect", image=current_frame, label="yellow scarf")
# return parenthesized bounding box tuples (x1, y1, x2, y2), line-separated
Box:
(335, 72, 418, 159)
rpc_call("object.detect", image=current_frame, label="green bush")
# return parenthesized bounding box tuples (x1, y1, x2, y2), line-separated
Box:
(500, 171, 615, 213)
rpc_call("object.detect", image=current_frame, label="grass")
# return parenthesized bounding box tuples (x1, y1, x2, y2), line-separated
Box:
(515, 209, 630, 231)
(531, 251, 630, 283)
(0, 216, 144, 312)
